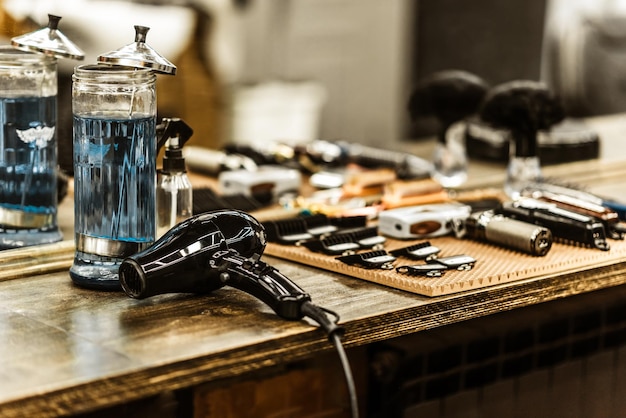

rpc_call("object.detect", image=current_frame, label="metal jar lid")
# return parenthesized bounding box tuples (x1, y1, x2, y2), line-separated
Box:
(97, 25, 177, 75)
(11, 14, 85, 60)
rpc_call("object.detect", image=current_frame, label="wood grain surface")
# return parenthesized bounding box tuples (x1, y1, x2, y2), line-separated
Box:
(1, 252, 625, 417)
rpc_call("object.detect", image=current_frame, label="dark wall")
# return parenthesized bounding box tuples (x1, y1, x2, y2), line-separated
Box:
(407, 0, 547, 137)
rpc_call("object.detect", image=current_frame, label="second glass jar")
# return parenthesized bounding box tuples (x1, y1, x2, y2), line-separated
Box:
(70, 65, 157, 290)
(0, 46, 62, 249)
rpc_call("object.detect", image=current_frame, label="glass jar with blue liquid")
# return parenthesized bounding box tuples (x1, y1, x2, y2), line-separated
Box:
(70, 25, 176, 290)
(0, 15, 84, 249)
(70, 65, 157, 290)
(0, 47, 60, 249)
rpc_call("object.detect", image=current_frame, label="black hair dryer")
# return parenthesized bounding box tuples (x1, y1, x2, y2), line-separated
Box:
(119, 209, 353, 414)
(118, 209, 315, 321)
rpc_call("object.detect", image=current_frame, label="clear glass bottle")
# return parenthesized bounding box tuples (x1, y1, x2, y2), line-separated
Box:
(157, 170, 193, 237)
(431, 121, 468, 188)
(504, 133, 542, 200)
(70, 65, 157, 290)
(0, 46, 63, 249)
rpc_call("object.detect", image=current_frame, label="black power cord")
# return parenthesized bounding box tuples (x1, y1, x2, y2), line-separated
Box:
(300, 301, 359, 418)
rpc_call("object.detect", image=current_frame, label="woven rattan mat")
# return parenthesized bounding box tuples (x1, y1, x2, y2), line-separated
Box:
(265, 236, 626, 297)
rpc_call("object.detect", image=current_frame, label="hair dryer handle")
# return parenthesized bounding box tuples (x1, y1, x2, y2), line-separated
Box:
(213, 250, 312, 320)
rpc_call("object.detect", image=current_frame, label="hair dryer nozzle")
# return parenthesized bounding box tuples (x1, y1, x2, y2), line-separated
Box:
(119, 258, 147, 297)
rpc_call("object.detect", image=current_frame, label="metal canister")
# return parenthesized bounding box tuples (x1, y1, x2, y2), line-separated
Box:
(465, 210, 553, 256)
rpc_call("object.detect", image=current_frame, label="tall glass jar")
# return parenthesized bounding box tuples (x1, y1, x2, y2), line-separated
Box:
(70, 65, 157, 290)
(0, 46, 63, 249)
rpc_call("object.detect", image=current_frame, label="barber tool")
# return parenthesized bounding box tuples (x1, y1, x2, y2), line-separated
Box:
(264, 214, 367, 245)
(309, 169, 347, 189)
(479, 80, 565, 199)
(389, 241, 441, 261)
(183, 145, 258, 175)
(541, 181, 626, 222)
(594, 198, 626, 222)
(156, 118, 193, 238)
(264, 217, 313, 244)
(118, 209, 359, 418)
(342, 168, 397, 197)
(300, 226, 385, 255)
(462, 210, 553, 256)
(381, 178, 448, 209)
(218, 165, 301, 205)
(521, 182, 626, 239)
(496, 198, 610, 251)
(396, 264, 448, 277)
(320, 214, 369, 230)
(336, 250, 397, 270)
(119, 210, 297, 315)
(428, 255, 476, 271)
(191, 187, 265, 214)
(378, 202, 472, 239)
(291, 188, 382, 218)
(395, 253, 476, 277)
(408, 70, 489, 187)
(301, 213, 341, 236)
(301, 237, 359, 256)
(296, 139, 433, 180)
(222, 142, 293, 167)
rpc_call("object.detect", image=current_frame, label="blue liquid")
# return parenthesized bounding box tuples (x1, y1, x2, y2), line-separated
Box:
(70, 114, 156, 290)
(0, 95, 62, 249)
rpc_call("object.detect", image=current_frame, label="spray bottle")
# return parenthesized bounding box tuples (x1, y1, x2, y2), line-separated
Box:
(156, 117, 193, 238)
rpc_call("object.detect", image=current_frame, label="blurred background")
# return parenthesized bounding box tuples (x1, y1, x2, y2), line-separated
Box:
(1, 0, 625, 173)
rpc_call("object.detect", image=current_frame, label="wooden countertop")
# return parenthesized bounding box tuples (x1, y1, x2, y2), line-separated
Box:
(3, 245, 626, 417)
(1, 115, 626, 417)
